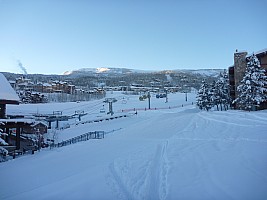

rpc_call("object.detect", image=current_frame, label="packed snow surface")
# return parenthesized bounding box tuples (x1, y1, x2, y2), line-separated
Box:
(1, 92, 267, 200)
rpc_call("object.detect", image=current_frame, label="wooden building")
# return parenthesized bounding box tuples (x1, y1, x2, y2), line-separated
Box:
(23, 121, 48, 134)
(0, 73, 34, 150)
(0, 73, 20, 118)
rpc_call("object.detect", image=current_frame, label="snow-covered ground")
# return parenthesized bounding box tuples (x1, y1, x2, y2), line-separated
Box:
(1, 92, 267, 200)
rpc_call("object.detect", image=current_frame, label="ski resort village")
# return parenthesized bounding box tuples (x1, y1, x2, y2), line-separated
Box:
(0, 49, 267, 200)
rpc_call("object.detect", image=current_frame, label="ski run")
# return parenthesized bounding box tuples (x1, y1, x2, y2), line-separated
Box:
(0, 92, 267, 200)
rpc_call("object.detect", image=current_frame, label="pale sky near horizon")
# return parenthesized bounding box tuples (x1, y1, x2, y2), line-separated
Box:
(0, 0, 266, 75)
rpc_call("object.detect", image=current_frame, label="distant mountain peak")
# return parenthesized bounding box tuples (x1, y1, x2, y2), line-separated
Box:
(63, 71, 72, 75)
(96, 67, 110, 73)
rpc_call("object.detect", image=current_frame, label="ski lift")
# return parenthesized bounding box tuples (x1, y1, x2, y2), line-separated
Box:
(100, 105, 105, 113)
(122, 97, 127, 104)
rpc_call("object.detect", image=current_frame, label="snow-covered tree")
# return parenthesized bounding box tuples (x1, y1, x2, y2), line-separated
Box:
(234, 54, 267, 111)
(196, 80, 213, 111)
(0, 122, 8, 162)
(211, 77, 219, 111)
(212, 70, 231, 111)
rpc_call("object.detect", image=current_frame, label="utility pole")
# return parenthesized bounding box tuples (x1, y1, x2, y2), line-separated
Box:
(108, 102, 113, 115)
(184, 84, 188, 102)
(148, 91, 151, 109)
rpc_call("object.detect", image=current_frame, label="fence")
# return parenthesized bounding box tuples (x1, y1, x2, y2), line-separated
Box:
(75, 114, 128, 126)
(50, 131, 105, 148)
(1, 130, 109, 162)
(120, 102, 194, 113)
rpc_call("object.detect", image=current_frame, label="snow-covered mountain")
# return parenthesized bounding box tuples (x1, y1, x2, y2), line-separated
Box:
(63, 67, 223, 77)
(63, 67, 152, 76)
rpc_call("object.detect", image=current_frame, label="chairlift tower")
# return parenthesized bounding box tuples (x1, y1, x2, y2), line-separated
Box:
(75, 110, 85, 121)
(103, 98, 117, 116)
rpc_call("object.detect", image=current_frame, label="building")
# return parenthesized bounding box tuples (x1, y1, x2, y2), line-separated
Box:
(0, 73, 34, 150)
(50, 80, 75, 94)
(15, 76, 34, 91)
(0, 73, 20, 118)
(22, 121, 48, 134)
(229, 48, 267, 109)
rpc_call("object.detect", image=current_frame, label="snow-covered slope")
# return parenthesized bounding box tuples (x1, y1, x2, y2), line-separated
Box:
(173, 69, 224, 77)
(1, 92, 267, 200)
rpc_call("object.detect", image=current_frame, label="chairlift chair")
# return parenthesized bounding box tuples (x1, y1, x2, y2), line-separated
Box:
(100, 105, 105, 113)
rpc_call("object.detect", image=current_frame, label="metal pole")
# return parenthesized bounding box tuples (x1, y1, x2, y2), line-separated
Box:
(16, 127, 20, 150)
(165, 90, 168, 103)
(148, 91, 151, 109)
(109, 102, 114, 116)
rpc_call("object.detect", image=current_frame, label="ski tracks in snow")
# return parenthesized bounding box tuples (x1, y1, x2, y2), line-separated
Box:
(146, 141, 169, 200)
(106, 141, 169, 200)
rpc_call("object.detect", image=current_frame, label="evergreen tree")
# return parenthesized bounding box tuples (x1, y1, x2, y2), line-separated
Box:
(213, 70, 231, 111)
(221, 70, 231, 110)
(210, 80, 220, 110)
(234, 54, 267, 111)
(196, 80, 213, 111)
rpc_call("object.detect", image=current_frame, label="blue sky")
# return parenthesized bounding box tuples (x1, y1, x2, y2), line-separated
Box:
(0, 0, 266, 75)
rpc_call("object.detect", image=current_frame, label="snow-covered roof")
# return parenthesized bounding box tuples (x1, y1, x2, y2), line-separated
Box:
(0, 73, 20, 104)
(254, 48, 267, 55)
(236, 50, 247, 54)
(43, 83, 52, 87)
(246, 48, 267, 58)
(31, 121, 48, 127)
(0, 118, 34, 124)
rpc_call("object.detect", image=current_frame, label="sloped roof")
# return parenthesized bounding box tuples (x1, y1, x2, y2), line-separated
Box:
(31, 121, 48, 127)
(0, 73, 20, 104)
(247, 48, 267, 58)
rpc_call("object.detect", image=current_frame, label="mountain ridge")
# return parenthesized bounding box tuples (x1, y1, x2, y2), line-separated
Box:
(63, 67, 224, 77)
